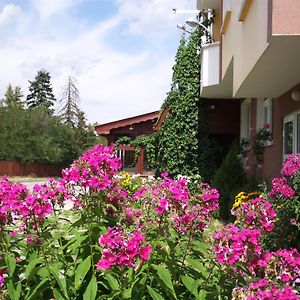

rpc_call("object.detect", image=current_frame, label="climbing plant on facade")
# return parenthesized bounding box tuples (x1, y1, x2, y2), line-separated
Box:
(156, 28, 216, 180)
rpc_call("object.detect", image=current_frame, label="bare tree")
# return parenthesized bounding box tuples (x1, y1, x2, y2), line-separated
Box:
(58, 76, 80, 127)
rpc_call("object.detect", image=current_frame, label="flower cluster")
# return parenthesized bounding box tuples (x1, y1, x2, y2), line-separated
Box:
(0, 268, 6, 288)
(257, 248, 300, 285)
(96, 227, 152, 270)
(232, 279, 299, 300)
(268, 177, 296, 199)
(232, 191, 262, 211)
(214, 225, 262, 265)
(62, 145, 122, 193)
(233, 197, 276, 232)
(131, 175, 219, 235)
(281, 154, 300, 177)
(118, 171, 141, 195)
(132, 173, 190, 218)
(0, 176, 29, 228)
(171, 183, 219, 234)
(0, 176, 73, 240)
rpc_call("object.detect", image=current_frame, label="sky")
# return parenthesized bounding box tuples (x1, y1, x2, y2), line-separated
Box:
(0, 0, 197, 124)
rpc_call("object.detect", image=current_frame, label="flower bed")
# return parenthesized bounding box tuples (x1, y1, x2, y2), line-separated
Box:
(0, 145, 299, 299)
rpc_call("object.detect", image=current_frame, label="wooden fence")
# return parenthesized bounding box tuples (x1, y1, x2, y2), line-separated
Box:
(0, 161, 63, 177)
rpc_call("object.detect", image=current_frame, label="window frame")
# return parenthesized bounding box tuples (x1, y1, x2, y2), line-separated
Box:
(283, 110, 300, 160)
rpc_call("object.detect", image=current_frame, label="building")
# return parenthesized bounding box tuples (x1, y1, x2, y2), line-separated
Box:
(196, 0, 300, 178)
(95, 111, 159, 174)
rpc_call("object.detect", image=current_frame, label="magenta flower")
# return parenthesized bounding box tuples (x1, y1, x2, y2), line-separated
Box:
(269, 177, 295, 199)
(281, 154, 300, 177)
(97, 227, 151, 270)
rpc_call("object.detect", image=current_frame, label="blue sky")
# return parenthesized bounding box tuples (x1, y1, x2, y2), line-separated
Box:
(0, 0, 196, 123)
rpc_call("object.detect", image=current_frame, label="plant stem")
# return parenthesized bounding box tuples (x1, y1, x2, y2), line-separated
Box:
(84, 194, 96, 275)
(181, 228, 194, 268)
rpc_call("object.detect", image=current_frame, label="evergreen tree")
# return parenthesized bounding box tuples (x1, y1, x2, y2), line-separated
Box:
(26, 70, 56, 113)
(58, 76, 80, 128)
(2, 84, 24, 109)
(212, 145, 247, 221)
(75, 110, 98, 151)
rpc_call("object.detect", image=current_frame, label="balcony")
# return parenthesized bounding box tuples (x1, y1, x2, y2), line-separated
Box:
(201, 42, 233, 98)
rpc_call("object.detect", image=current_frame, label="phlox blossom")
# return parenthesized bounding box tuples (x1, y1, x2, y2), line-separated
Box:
(281, 154, 300, 177)
(97, 227, 151, 270)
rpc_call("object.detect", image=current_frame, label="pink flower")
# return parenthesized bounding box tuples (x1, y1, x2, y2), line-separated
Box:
(269, 177, 295, 199)
(97, 227, 151, 270)
(140, 245, 152, 261)
(281, 154, 300, 177)
(155, 197, 170, 215)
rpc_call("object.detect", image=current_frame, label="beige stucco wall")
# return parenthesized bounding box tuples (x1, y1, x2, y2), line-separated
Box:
(221, 0, 233, 80)
(232, 0, 269, 96)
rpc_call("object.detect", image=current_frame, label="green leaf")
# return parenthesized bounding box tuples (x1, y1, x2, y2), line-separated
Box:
(186, 258, 209, 277)
(5, 254, 16, 277)
(83, 275, 98, 300)
(104, 274, 120, 291)
(75, 255, 91, 290)
(49, 266, 69, 299)
(122, 288, 132, 299)
(25, 278, 49, 300)
(147, 286, 165, 300)
(53, 289, 65, 300)
(25, 252, 41, 280)
(152, 265, 176, 298)
(181, 275, 198, 297)
(7, 279, 19, 300)
(197, 290, 207, 300)
(37, 266, 50, 279)
(15, 282, 22, 300)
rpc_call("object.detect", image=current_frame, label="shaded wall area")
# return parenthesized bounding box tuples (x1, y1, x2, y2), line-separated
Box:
(0, 161, 62, 177)
(263, 83, 300, 178)
(203, 99, 241, 168)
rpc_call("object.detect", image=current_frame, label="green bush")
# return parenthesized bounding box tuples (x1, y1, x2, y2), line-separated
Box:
(212, 144, 247, 221)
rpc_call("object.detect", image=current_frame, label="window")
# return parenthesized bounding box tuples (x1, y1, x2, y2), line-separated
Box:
(283, 110, 300, 159)
(263, 98, 272, 130)
(257, 98, 273, 132)
(241, 99, 251, 139)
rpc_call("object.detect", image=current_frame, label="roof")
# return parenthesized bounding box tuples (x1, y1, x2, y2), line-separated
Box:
(95, 111, 159, 135)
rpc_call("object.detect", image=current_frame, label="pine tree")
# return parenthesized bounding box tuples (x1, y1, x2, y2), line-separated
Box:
(2, 84, 24, 109)
(26, 70, 56, 113)
(58, 76, 80, 128)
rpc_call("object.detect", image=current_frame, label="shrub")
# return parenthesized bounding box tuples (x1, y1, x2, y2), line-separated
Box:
(212, 144, 247, 221)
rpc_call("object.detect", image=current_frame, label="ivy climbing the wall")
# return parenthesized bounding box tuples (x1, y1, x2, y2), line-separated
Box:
(155, 28, 217, 180)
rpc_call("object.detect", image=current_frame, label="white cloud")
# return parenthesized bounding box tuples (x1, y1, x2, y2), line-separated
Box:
(0, 4, 22, 28)
(0, 0, 199, 124)
(116, 0, 196, 36)
(30, 0, 79, 19)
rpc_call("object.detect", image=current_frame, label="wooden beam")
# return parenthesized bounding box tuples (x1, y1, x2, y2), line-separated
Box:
(239, 0, 253, 21)
(220, 10, 231, 34)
